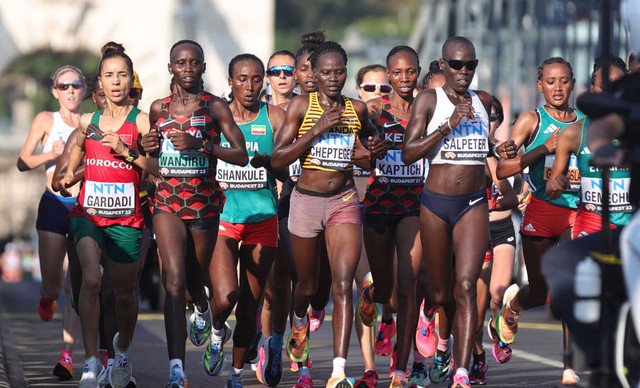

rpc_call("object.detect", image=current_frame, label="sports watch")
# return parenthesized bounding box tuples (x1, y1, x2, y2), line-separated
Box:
(125, 147, 139, 163)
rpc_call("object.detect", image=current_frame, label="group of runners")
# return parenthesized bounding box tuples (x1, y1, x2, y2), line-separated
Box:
(16, 31, 635, 388)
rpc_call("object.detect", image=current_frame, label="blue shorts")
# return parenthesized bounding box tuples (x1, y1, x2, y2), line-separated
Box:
(420, 187, 487, 226)
(35, 191, 77, 236)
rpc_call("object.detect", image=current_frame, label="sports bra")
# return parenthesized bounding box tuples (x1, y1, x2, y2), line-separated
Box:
(42, 112, 77, 174)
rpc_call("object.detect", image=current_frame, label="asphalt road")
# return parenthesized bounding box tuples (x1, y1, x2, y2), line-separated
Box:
(0, 279, 578, 387)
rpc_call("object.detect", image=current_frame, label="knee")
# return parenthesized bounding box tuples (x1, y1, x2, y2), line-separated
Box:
(429, 286, 450, 306)
(81, 274, 102, 297)
(331, 278, 353, 301)
(213, 288, 239, 312)
(294, 280, 317, 301)
(163, 275, 187, 300)
(455, 277, 477, 302)
(396, 279, 416, 303)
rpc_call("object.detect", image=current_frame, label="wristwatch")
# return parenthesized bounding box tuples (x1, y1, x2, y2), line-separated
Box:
(199, 139, 213, 154)
(125, 147, 139, 163)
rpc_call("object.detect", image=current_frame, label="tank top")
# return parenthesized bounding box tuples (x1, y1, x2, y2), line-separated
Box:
(426, 88, 489, 166)
(70, 107, 143, 228)
(299, 92, 361, 171)
(217, 103, 278, 224)
(43, 112, 77, 174)
(363, 96, 423, 215)
(154, 93, 223, 219)
(525, 106, 584, 208)
(577, 118, 632, 225)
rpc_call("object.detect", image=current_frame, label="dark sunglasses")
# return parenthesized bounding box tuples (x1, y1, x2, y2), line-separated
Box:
(129, 88, 142, 99)
(266, 65, 294, 77)
(55, 81, 83, 91)
(360, 83, 392, 93)
(490, 113, 500, 122)
(443, 58, 479, 71)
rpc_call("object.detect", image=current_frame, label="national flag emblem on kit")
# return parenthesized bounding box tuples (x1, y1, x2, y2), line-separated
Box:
(191, 116, 206, 126)
(251, 125, 266, 135)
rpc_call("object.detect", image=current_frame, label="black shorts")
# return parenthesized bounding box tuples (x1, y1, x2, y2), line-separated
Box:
(363, 211, 419, 234)
(152, 207, 219, 231)
(490, 216, 516, 247)
(420, 187, 487, 226)
(35, 191, 76, 236)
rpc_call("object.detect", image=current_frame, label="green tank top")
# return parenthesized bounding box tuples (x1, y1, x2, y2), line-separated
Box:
(577, 118, 632, 226)
(525, 106, 584, 208)
(216, 102, 277, 223)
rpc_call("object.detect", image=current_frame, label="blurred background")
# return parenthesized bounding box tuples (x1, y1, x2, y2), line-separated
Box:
(0, 0, 631, 282)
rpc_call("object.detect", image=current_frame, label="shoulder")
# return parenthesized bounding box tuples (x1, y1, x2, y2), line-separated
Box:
(266, 103, 286, 123)
(350, 97, 367, 113)
(32, 111, 55, 130)
(150, 98, 165, 113)
(414, 89, 437, 109)
(286, 94, 311, 115)
(474, 90, 492, 107)
(560, 119, 584, 140)
(514, 110, 539, 128)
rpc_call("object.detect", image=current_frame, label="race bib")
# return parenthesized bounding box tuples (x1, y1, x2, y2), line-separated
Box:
(544, 154, 580, 191)
(216, 157, 268, 190)
(289, 160, 301, 182)
(439, 118, 489, 161)
(581, 177, 632, 213)
(158, 132, 209, 177)
(308, 132, 355, 170)
(374, 150, 423, 185)
(83, 180, 135, 217)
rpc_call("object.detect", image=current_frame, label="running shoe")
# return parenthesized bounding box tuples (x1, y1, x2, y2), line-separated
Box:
(226, 373, 242, 388)
(260, 337, 283, 387)
(326, 373, 354, 388)
(79, 356, 105, 388)
(165, 365, 188, 388)
(256, 346, 266, 384)
(110, 332, 132, 388)
(354, 370, 378, 388)
(408, 362, 429, 388)
(389, 345, 398, 377)
(286, 319, 310, 363)
(290, 358, 312, 372)
(357, 273, 378, 327)
(450, 373, 470, 388)
(53, 349, 73, 379)
(294, 375, 314, 388)
(98, 349, 109, 368)
(375, 318, 396, 356)
(309, 307, 326, 333)
(415, 300, 437, 358)
(187, 303, 212, 347)
(38, 296, 57, 321)
(468, 353, 487, 385)
(496, 284, 521, 345)
(389, 374, 409, 387)
(203, 322, 232, 376)
(429, 337, 453, 383)
(245, 329, 264, 364)
(560, 369, 580, 385)
(486, 317, 512, 363)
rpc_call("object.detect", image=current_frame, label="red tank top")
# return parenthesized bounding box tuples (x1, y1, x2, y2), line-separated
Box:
(70, 107, 143, 228)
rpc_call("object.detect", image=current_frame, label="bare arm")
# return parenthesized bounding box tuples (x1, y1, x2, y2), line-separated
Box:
(402, 90, 439, 164)
(250, 104, 289, 182)
(586, 113, 626, 168)
(545, 121, 582, 199)
(52, 128, 85, 195)
(59, 115, 89, 195)
(486, 157, 518, 211)
(17, 112, 60, 171)
(211, 97, 249, 166)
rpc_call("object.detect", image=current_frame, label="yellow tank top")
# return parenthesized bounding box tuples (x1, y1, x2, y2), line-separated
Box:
(299, 92, 361, 171)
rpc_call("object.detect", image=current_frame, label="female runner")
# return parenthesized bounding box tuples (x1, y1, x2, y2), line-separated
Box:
(271, 41, 386, 388)
(265, 50, 297, 107)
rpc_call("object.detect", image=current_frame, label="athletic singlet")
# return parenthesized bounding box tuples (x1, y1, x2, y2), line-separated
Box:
(525, 106, 584, 208)
(363, 95, 423, 215)
(43, 112, 77, 174)
(154, 93, 223, 219)
(426, 88, 489, 166)
(577, 118, 633, 225)
(217, 102, 278, 224)
(70, 107, 143, 228)
(299, 92, 361, 171)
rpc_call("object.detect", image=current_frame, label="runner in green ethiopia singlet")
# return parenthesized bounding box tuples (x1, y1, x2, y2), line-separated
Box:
(216, 102, 278, 224)
(577, 118, 633, 226)
(526, 106, 584, 208)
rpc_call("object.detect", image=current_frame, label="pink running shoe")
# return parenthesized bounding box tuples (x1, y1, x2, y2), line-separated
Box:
(415, 300, 436, 357)
(487, 317, 513, 364)
(375, 318, 396, 356)
(294, 375, 314, 388)
(309, 307, 325, 333)
(450, 372, 471, 388)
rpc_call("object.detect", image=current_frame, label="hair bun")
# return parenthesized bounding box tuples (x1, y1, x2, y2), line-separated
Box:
(301, 30, 326, 46)
(101, 41, 125, 57)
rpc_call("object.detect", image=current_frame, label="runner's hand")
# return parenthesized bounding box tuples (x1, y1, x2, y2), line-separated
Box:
(250, 151, 271, 168)
(167, 129, 198, 150)
(313, 106, 342, 135)
(546, 173, 570, 199)
(497, 140, 517, 159)
(142, 129, 161, 154)
(52, 139, 65, 158)
(101, 132, 127, 156)
(368, 137, 388, 160)
(542, 127, 560, 153)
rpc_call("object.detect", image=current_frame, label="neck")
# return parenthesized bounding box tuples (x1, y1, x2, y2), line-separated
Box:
(543, 103, 573, 121)
(104, 100, 131, 117)
(230, 99, 260, 123)
(174, 88, 203, 102)
(270, 91, 292, 106)
(317, 91, 343, 108)
(389, 91, 414, 110)
(443, 85, 470, 101)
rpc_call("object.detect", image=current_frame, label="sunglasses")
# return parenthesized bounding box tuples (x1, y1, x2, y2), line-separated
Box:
(360, 83, 392, 93)
(55, 81, 83, 91)
(490, 113, 500, 122)
(266, 65, 294, 77)
(129, 88, 142, 99)
(443, 59, 479, 71)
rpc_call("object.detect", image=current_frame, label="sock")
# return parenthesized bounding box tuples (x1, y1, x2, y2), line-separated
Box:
(212, 325, 226, 341)
(169, 359, 183, 375)
(299, 366, 310, 378)
(195, 301, 209, 315)
(381, 316, 394, 325)
(228, 367, 243, 378)
(293, 312, 308, 328)
(271, 331, 285, 353)
(420, 306, 434, 322)
(331, 357, 346, 378)
(456, 367, 469, 378)
(394, 370, 407, 379)
(473, 351, 485, 363)
(413, 350, 425, 365)
(437, 336, 450, 352)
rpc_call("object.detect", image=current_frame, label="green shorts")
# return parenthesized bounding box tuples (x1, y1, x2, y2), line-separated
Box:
(71, 216, 142, 263)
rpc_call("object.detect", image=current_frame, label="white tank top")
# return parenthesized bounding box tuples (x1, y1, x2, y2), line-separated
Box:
(425, 87, 489, 166)
(42, 112, 76, 174)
